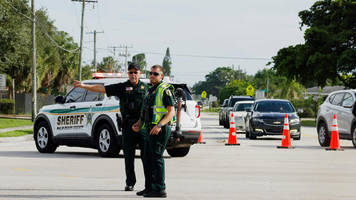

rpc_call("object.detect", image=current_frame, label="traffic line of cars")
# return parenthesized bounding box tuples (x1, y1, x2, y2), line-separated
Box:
(220, 90, 356, 148)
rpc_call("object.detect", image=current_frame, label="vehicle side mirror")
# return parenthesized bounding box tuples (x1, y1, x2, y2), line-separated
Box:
(55, 96, 65, 104)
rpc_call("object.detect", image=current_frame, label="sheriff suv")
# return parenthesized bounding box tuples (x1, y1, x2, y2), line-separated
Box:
(33, 76, 202, 157)
(316, 89, 356, 147)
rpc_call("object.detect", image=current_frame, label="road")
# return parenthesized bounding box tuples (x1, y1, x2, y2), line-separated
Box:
(0, 112, 356, 199)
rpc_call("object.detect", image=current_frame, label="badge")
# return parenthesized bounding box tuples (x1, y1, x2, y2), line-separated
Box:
(126, 87, 133, 91)
(140, 85, 145, 90)
(166, 89, 172, 96)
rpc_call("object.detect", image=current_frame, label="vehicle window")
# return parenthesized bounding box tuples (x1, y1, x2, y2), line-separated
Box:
(342, 93, 354, 107)
(235, 103, 253, 111)
(65, 87, 86, 103)
(229, 98, 253, 107)
(84, 90, 104, 102)
(328, 94, 335, 104)
(331, 93, 344, 105)
(184, 89, 192, 100)
(254, 101, 295, 113)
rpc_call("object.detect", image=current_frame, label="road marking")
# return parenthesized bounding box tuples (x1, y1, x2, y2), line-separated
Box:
(13, 168, 32, 172)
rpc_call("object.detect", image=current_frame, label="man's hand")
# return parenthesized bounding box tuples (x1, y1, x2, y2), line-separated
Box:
(73, 80, 82, 88)
(132, 121, 141, 132)
(150, 125, 161, 135)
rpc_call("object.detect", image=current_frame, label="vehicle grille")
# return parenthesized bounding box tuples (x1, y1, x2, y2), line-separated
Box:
(264, 118, 284, 126)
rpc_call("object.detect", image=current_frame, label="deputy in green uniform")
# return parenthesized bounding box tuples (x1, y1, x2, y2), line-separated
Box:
(73, 63, 150, 192)
(133, 64, 175, 198)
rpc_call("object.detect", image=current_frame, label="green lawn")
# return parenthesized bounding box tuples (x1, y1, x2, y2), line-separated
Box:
(0, 129, 33, 137)
(301, 120, 316, 127)
(0, 118, 33, 129)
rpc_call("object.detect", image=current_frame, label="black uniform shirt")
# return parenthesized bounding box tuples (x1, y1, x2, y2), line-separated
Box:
(105, 80, 148, 119)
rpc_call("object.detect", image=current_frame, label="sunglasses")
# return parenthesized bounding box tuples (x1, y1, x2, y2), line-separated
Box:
(149, 72, 160, 76)
(128, 71, 138, 74)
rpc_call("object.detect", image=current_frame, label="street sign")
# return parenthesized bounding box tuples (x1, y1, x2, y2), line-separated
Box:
(0, 74, 6, 90)
(201, 91, 207, 99)
(246, 85, 255, 96)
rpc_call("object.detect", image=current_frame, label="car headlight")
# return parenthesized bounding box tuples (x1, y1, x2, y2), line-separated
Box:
(290, 118, 300, 124)
(252, 118, 264, 123)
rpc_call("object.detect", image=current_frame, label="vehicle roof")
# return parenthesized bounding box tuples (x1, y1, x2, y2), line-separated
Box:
(328, 89, 356, 95)
(229, 96, 254, 99)
(254, 99, 291, 103)
(235, 100, 254, 104)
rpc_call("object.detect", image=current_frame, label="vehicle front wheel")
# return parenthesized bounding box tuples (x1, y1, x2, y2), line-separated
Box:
(97, 123, 120, 157)
(167, 146, 190, 157)
(317, 122, 330, 147)
(351, 125, 356, 148)
(34, 121, 57, 153)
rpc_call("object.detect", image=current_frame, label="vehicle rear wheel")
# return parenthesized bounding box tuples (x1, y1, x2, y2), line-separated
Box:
(249, 131, 257, 140)
(317, 122, 330, 147)
(167, 146, 190, 157)
(352, 125, 356, 148)
(245, 130, 250, 138)
(34, 121, 57, 153)
(97, 123, 120, 157)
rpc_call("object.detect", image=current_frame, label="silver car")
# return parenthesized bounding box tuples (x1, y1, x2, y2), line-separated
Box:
(316, 89, 356, 147)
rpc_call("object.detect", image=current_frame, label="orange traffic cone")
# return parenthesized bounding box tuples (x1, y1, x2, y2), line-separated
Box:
(225, 112, 240, 146)
(197, 130, 206, 144)
(277, 114, 294, 149)
(326, 114, 343, 151)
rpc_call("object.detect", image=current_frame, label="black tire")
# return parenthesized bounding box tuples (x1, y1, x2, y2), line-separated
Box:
(34, 121, 57, 153)
(317, 121, 330, 147)
(96, 123, 120, 157)
(351, 125, 356, 148)
(249, 132, 257, 140)
(167, 146, 190, 157)
(245, 130, 250, 138)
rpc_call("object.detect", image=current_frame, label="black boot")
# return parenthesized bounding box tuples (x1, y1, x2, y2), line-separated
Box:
(143, 190, 167, 198)
(136, 188, 151, 196)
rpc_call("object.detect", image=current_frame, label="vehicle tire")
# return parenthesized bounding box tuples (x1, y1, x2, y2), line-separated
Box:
(293, 133, 301, 140)
(34, 121, 57, 153)
(351, 125, 356, 148)
(317, 121, 330, 147)
(249, 131, 257, 140)
(167, 146, 190, 157)
(96, 123, 120, 157)
(245, 130, 250, 138)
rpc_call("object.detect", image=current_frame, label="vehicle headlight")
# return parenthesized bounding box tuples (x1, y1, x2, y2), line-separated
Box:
(290, 118, 300, 124)
(252, 118, 264, 123)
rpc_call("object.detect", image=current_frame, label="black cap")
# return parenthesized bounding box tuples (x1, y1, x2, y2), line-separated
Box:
(128, 63, 140, 70)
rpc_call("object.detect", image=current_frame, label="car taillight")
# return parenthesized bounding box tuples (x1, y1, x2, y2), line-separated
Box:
(195, 105, 201, 118)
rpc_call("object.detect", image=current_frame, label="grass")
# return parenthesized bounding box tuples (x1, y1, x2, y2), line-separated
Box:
(0, 129, 33, 137)
(301, 120, 316, 127)
(0, 118, 33, 129)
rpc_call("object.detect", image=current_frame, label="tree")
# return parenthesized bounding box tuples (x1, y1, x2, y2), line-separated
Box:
(97, 56, 118, 72)
(219, 80, 249, 102)
(272, 0, 356, 88)
(132, 53, 147, 72)
(162, 47, 172, 76)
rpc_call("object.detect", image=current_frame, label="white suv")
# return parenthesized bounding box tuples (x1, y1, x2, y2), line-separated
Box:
(316, 89, 356, 147)
(33, 77, 202, 157)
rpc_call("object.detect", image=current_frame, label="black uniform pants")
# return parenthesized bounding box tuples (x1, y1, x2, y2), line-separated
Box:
(122, 122, 150, 189)
(146, 125, 171, 191)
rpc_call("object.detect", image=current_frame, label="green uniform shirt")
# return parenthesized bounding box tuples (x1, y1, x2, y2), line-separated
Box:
(105, 80, 148, 119)
(142, 81, 174, 124)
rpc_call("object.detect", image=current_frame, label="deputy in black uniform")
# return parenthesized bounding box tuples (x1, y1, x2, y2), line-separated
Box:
(73, 63, 149, 192)
(133, 65, 175, 198)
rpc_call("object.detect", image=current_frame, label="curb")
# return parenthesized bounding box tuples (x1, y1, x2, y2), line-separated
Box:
(0, 134, 33, 143)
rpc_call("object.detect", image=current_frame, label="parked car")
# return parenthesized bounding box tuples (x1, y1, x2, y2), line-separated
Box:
(222, 96, 255, 128)
(33, 76, 202, 158)
(316, 89, 356, 147)
(219, 99, 228, 126)
(231, 101, 254, 133)
(245, 99, 301, 140)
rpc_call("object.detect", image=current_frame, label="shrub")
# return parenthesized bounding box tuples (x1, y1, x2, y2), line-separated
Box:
(0, 99, 15, 114)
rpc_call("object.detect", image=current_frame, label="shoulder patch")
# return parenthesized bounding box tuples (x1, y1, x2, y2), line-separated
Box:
(166, 89, 172, 96)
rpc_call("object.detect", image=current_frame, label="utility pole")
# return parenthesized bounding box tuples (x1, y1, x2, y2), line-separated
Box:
(87, 30, 103, 72)
(118, 45, 133, 74)
(31, 0, 37, 121)
(72, 0, 98, 80)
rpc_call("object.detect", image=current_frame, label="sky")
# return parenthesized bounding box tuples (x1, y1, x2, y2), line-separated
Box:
(35, 0, 316, 86)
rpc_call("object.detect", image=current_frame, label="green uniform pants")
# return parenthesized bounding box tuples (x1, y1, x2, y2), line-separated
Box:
(146, 125, 171, 191)
(122, 125, 150, 189)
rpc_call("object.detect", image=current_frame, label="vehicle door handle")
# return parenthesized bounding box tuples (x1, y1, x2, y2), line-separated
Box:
(96, 103, 102, 106)
(70, 106, 76, 109)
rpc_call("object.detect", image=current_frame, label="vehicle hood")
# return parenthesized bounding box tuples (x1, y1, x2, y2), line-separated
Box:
(253, 112, 298, 119)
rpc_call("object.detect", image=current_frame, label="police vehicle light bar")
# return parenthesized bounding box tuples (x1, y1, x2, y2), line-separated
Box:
(92, 73, 123, 79)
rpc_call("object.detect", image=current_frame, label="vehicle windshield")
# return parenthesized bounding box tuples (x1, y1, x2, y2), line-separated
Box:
(254, 101, 295, 113)
(234, 103, 253, 111)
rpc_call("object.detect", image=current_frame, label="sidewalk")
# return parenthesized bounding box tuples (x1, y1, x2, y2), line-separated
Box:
(0, 125, 33, 143)
(0, 114, 32, 120)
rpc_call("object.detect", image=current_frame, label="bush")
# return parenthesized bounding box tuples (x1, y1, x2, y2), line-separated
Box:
(0, 99, 15, 114)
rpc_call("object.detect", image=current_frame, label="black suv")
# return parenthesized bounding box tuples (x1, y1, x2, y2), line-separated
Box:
(245, 99, 301, 140)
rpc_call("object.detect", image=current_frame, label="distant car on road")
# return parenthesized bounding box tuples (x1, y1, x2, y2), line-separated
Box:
(316, 89, 356, 147)
(245, 99, 301, 140)
(219, 99, 228, 126)
(222, 96, 255, 128)
(231, 101, 254, 133)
